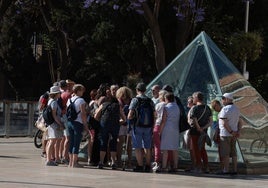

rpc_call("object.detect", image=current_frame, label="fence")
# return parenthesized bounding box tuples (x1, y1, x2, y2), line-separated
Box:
(0, 100, 39, 137)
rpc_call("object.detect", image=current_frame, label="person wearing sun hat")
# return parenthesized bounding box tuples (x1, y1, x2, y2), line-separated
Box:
(218, 92, 242, 175)
(46, 85, 65, 166)
(66, 79, 75, 93)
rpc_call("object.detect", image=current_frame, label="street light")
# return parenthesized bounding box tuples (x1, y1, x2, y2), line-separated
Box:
(243, 0, 250, 80)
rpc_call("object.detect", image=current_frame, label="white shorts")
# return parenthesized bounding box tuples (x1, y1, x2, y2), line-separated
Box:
(61, 115, 70, 137)
(47, 123, 63, 139)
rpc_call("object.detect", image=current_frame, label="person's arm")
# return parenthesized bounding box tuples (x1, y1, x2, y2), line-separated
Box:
(127, 98, 137, 120)
(80, 102, 89, 132)
(127, 109, 135, 120)
(51, 102, 64, 128)
(159, 108, 167, 135)
(192, 117, 203, 132)
(187, 107, 194, 125)
(94, 104, 103, 121)
(119, 106, 126, 124)
(221, 118, 235, 136)
(235, 118, 243, 138)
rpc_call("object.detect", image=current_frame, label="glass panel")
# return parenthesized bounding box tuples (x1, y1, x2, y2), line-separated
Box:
(210, 37, 268, 164)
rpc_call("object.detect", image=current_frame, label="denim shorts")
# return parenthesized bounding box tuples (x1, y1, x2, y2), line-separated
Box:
(131, 126, 152, 149)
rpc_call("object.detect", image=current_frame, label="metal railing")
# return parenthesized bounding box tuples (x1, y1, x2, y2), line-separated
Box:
(0, 100, 38, 137)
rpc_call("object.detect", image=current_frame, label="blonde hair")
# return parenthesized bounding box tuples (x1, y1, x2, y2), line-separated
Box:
(116, 86, 133, 100)
(211, 99, 221, 111)
(72, 84, 85, 94)
(158, 90, 167, 101)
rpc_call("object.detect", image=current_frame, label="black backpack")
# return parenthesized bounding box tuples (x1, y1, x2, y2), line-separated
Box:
(175, 96, 191, 132)
(100, 101, 120, 123)
(42, 102, 55, 125)
(67, 98, 80, 121)
(135, 97, 154, 128)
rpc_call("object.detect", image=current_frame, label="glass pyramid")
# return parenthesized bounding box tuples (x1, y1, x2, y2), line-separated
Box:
(146, 31, 268, 171)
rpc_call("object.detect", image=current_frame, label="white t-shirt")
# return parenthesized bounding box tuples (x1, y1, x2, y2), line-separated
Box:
(67, 96, 86, 124)
(219, 104, 240, 136)
(155, 101, 165, 126)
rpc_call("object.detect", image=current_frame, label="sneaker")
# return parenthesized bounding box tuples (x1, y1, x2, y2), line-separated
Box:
(169, 168, 180, 173)
(133, 165, 143, 172)
(204, 167, 210, 174)
(144, 165, 151, 172)
(61, 159, 69, 165)
(73, 163, 84, 168)
(111, 163, 117, 170)
(97, 163, 104, 169)
(216, 171, 230, 175)
(191, 168, 202, 174)
(46, 161, 58, 166)
(55, 159, 62, 165)
(161, 168, 169, 173)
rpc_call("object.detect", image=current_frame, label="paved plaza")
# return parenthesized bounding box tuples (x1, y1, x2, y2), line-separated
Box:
(0, 137, 267, 188)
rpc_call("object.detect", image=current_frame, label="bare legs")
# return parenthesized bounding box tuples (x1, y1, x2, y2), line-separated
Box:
(162, 150, 178, 170)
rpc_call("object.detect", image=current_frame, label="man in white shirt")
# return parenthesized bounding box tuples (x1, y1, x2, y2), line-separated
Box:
(218, 93, 242, 175)
(151, 85, 160, 105)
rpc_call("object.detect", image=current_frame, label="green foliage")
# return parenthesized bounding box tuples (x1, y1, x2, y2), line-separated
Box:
(91, 21, 115, 44)
(228, 32, 263, 63)
(42, 34, 56, 51)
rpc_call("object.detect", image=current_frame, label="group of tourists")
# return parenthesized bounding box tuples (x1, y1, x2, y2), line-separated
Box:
(37, 80, 242, 175)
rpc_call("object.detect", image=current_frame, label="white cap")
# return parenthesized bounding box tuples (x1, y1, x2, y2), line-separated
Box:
(222, 93, 233, 100)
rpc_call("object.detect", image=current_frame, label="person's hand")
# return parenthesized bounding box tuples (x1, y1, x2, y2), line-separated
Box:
(235, 131, 240, 138)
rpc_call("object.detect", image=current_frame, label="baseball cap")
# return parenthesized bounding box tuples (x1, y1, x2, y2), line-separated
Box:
(222, 93, 233, 100)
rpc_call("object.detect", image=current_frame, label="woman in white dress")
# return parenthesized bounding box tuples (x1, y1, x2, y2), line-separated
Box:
(160, 92, 180, 171)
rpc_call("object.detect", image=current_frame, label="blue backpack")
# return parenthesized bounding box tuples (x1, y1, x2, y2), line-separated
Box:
(135, 97, 154, 128)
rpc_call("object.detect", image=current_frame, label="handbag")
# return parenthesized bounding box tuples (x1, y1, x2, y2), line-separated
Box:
(35, 115, 47, 132)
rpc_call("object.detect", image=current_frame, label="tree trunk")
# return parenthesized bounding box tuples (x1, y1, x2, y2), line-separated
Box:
(142, 1, 166, 72)
(39, 1, 69, 81)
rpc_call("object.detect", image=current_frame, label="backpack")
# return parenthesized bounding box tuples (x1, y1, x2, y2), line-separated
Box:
(42, 102, 55, 125)
(175, 96, 190, 132)
(135, 97, 154, 128)
(38, 92, 49, 111)
(67, 97, 80, 121)
(100, 101, 120, 123)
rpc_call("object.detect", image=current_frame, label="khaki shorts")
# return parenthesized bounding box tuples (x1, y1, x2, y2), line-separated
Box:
(219, 136, 237, 158)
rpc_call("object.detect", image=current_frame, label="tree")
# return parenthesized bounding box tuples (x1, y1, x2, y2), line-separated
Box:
(84, 0, 205, 72)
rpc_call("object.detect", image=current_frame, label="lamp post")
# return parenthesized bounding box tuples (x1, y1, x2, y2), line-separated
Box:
(243, 0, 250, 80)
